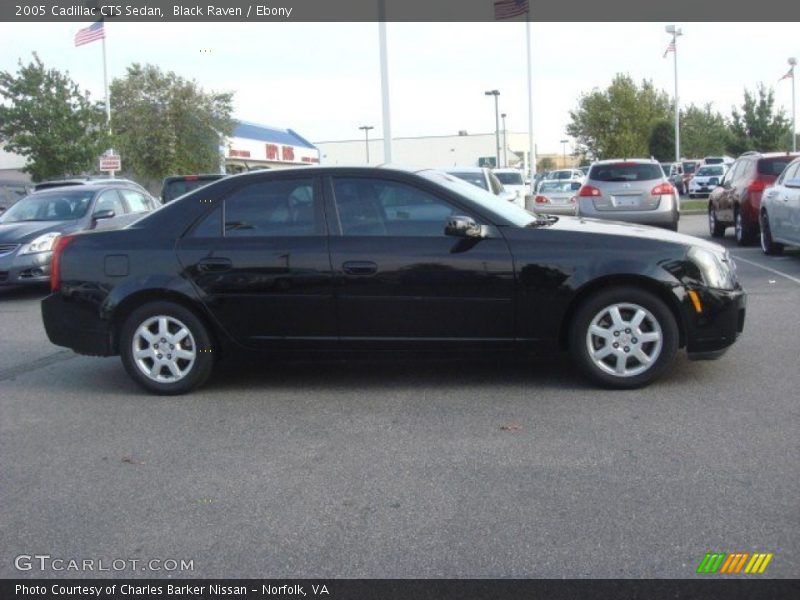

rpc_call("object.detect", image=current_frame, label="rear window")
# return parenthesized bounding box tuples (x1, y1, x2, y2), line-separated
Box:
(589, 163, 663, 182)
(162, 176, 224, 202)
(758, 158, 795, 177)
(549, 170, 576, 180)
(494, 171, 523, 185)
(704, 157, 724, 165)
(540, 181, 581, 193)
(696, 166, 724, 177)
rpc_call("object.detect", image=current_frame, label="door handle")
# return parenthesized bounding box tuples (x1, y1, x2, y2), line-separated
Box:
(197, 257, 232, 272)
(342, 261, 378, 276)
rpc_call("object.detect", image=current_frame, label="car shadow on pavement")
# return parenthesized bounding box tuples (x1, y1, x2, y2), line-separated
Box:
(0, 284, 49, 301)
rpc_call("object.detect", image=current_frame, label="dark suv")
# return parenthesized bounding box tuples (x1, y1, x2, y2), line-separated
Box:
(708, 152, 799, 245)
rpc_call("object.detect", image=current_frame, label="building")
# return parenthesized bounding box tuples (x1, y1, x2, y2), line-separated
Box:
(0, 148, 30, 181)
(223, 121, 320, 173)
(315, 131, 537, 172)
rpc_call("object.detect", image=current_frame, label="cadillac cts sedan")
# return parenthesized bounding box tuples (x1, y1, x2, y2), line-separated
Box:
(41, 167, 746, 395)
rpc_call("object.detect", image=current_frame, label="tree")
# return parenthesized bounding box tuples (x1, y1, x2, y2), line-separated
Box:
(648, 120, 674, 162)
(727, 84, 791, 155)
(680, 103, 730, 158)
(110, 64, 234, 186)
(0, 54, 109, 181)
(567, 74, 671, 160)
(537, 156, 555, 171)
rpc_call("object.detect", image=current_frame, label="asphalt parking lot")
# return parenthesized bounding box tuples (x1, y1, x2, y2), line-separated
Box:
(1, 214, 798, 579)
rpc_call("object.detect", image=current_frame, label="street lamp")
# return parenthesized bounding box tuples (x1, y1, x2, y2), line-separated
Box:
(789, 57, 797, 153)
(665, 25, 683, 163)
(358, 125, 374, 164)
(501, 113, 508, 167)
(560, 139, 569, 168)
(485, 90, 500, 168)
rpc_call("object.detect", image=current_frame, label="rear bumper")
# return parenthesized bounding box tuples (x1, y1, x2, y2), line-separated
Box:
(685, 286, 746, 358)
(41, 293, 114, 356)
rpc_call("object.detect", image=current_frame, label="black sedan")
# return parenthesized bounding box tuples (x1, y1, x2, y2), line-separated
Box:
(41, 167, 746, 394)
(0, 183, 158, 287)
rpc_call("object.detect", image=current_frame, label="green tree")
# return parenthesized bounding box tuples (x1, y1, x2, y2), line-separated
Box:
(727, 84, 791, 155)
(567, 74, 671, 160)
(537, 156, 555, 171)
(0, 54, 109, 181)
(109, 64, 234, 186)
(680, 103, 730, 158)
(648, 120, 674, 162)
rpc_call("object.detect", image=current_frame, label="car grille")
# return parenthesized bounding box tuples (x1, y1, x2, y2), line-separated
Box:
(0, 243, 20, 257)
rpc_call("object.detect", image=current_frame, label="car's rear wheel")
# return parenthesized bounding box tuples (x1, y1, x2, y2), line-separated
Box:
(569, 287, 679, 389)
(708, 204, 725, 238)
(120, 301, 214, 395)
(734, 206, 757, 246)
(759, 209, 784, 255)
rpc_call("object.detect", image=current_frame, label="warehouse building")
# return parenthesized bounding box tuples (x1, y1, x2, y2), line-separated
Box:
(223, 121, 320, 173)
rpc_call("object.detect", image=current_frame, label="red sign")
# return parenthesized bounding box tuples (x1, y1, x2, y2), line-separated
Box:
(281, 146, 295, 161)
(99, 155, 121, 171)
(265, 144, 279, 160)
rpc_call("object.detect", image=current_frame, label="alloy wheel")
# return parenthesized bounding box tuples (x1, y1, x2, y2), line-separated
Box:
(585, 303, 663, 378)
(132, 315, 197, 383)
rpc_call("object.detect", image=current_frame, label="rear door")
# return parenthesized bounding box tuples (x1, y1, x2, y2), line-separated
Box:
(176, 175, 336, 350)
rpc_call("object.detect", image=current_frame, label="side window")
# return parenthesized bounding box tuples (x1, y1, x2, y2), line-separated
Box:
(224, 178, 317, 237)
(723, 162, 740, 185)
(780, 162, 799, 183)
(333, 178, 458, 237)
(189, 204, 223, 238)
(120, 189, 151, 213)
(94, 190, 126, 215)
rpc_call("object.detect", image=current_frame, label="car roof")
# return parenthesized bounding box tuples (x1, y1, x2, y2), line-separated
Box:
(163, 174, 227, 182)
(591, 158, 658, 165)
(29, 183, 140, 195)
(443, 166, 487, 173)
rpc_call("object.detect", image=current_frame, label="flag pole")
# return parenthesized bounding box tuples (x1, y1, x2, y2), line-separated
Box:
(101, 21, 114, 178)
(378, 0, 392, 164)
(526, 6, 535, 197)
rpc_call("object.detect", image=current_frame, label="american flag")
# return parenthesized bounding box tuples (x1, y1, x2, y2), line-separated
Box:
(494, 0, 529, 20)
(74, 20, 105, 47)
(778, 67, 794, 82)
(663, 40, 676, 58)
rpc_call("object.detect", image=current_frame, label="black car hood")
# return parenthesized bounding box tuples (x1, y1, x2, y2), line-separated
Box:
(541, 215, 726, 253)
(0, 221, 82, 243)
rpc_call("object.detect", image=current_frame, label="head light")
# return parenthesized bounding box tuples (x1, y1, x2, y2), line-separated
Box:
(688, 246, 736, 290)
(20, 232, 61, 255)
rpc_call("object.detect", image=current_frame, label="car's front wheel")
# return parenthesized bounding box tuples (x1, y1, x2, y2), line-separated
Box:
(569, 287, 679, 389)
(119, 301, 214, 395)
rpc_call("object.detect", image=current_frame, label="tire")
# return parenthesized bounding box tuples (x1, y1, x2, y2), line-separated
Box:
(569, 287, 679, 389)
(760, 210, 784, 255)
(119, 301, 214, 395)
(708, 204, 725, 238)
(734, 206, 757, 246)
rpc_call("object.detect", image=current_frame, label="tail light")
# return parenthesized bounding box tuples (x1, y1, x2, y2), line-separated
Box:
(651, 183, 676, 196)
(748, 180, 768, 194)
(50, 234, 77, 292)
(578, 185, 602, 197)
(534, 195, 548, 204)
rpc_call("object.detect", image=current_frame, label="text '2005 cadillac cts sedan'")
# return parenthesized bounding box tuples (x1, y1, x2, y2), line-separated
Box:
(41, 166, 746, 395)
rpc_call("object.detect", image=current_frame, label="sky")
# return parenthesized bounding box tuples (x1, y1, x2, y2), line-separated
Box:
(0, 22, 797, 154)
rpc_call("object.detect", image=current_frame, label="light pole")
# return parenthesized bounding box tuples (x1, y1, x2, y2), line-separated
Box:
(501, 113, 508, 167)
(358, 125, 374, 164)
(485, 90, 500, 168)
(560, 139, 569, 168)
(789, 57, 797, 153)
(665, 25, 683, 163)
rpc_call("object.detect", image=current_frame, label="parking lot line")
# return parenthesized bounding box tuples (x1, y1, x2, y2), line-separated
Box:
(732, 255, 800, 285)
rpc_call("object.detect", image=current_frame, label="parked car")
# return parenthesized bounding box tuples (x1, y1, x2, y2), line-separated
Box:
(576, 159, 680, 230)
(41, 166, 745, 394)
(539, 168, 584, 187)
(0, 183, 158, 287)
(707, 151, 799, 245)
(33, 177, 150, 196)
(443, 167, 516, 203)
(533, 180, 580, 215)
(0, 179, 32, 213)
(492, 168, 527, 207)
(161, 174, 227, 203)
(759, 156, 800, 254)
(688, 164, 727, 198)
(702, 156, 735, 167)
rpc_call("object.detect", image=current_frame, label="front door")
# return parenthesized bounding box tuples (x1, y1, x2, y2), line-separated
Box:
(325, 174, 516, 351)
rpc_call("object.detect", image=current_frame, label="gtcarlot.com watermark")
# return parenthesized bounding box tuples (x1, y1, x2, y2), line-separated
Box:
(14, 554, 194, 572)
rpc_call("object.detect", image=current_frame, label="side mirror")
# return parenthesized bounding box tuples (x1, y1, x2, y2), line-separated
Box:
(785, 178, 800, 189)
(92, 209, 115, 221)
(445, 215, 486, 238)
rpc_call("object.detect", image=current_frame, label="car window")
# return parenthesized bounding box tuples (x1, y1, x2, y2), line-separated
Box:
(589, 163, 663, 182)
(696, 166, 724, 177)
(333, 177, 458, 237)
(447, 172, 488, 190)
(723, 161, 740, 184)
(221, 178, 316, 237)
(0, 190, 93, 223)
(779, 162, 800, 183)
(95, 190, 127, 215)
(119, 189, 151, 213)
(495, 171, 523, 185)
(189, 204, 223, 238)
(759, 157, 795, 177)
(540, 181, 580, 193)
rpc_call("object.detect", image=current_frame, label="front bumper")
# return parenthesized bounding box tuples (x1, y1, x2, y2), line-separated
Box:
(41, 292, 114, 356)
(0, 250, 53, 286)
(685, 285, 746, 359)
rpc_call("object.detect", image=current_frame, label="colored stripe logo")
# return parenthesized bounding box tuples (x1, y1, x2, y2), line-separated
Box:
(697, 552, 773, 574)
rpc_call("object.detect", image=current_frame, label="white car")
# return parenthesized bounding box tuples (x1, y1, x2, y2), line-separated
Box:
(536, 168, 584, 192)
(493, 168, 528, 207)
(688, 164, 726, 198)
(443, 167, 517, 204)
(760, 157, 800, 254)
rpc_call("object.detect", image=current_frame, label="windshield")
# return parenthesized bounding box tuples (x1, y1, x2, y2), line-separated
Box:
(421, 170, 536, 228)
(0, 191, 93, 223)
(540, 181, 581, 193)
(549, 170, 576, 180)
(696, 166, 724, 177)
(682, 162, 697, 174)
(494, 171, 524, 185)
(446, 171, 488, 190)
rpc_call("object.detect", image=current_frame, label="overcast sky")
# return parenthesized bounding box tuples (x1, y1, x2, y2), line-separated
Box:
(1, 22, 797, 153)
